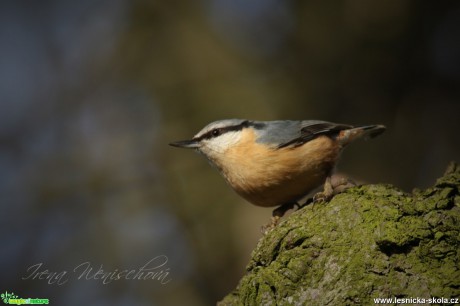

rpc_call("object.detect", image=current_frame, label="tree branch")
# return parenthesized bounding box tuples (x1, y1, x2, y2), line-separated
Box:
(219, 162, 460, 305)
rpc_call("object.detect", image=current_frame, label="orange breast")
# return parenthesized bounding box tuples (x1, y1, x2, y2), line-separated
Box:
(215, 129, 341, 207)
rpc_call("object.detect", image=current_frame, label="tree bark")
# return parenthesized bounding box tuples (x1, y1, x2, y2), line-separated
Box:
(219, 162, 460, 305)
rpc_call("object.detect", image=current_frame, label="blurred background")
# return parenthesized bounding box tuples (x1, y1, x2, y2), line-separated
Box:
(0, 1, 459, 305)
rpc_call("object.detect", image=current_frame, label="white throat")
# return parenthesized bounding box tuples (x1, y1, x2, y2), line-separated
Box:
(200, 131, 241, 158)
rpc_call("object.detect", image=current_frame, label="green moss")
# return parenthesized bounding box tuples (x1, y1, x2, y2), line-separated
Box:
(218, 162, 460, 305)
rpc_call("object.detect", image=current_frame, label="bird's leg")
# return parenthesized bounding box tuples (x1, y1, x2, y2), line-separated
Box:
(261, 202, 296, 233)
(263, 174, 356, 233)
(313, 176, 334, 203)
(295, 197, 314, 209)
(330, 173, 356, 194)
(313, 174, 356, 203)
(272, 202, 296, 218)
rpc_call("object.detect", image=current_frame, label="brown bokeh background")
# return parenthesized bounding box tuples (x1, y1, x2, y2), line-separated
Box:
(1, 1, 459, 305)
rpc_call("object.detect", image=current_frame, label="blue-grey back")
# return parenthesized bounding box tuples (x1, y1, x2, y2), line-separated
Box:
(193, 118, 352, 148)
(253, 120, 333, 146)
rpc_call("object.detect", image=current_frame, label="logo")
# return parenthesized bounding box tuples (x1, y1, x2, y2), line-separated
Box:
(1, 291, 49, 305)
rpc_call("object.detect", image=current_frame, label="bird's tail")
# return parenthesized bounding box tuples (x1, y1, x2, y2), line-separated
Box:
(337, 124, 386, 146)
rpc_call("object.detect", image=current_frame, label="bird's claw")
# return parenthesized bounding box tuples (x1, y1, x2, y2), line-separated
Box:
(261, 216, 280, 234)
(314, 174, 356, 203)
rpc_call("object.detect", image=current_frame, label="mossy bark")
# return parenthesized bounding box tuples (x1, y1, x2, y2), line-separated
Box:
(219, 162, 460, 305)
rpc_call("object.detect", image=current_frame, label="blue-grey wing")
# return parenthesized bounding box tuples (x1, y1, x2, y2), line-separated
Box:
(252, 120, 353, 148)
(252, 120, 302, 146)
(277, 120, 353, 148)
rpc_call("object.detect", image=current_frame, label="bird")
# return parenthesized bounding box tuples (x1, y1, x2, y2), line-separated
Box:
(170, 119, 385, 219)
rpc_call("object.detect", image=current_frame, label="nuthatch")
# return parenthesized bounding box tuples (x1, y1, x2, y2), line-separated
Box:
(170, 119, 385, 218)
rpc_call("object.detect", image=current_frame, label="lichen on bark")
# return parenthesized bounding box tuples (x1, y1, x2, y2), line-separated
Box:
(219, 162, 460, 305)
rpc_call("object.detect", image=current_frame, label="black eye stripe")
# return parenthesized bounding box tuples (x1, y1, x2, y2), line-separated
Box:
(194, 120, 251, 141)
(212, 129, 220, 136)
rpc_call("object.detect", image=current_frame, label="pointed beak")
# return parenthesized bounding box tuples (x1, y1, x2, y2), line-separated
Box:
(169, 139, 201, 149)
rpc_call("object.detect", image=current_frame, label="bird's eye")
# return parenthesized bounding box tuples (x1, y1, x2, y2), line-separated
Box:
(211, 129, 220, 137)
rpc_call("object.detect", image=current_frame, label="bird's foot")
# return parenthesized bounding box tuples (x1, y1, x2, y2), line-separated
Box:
(261, 202, 296, 234)
(261, 216, 280, 234)
(313, 174, 356, 203)
(272, 202, 296, 218)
